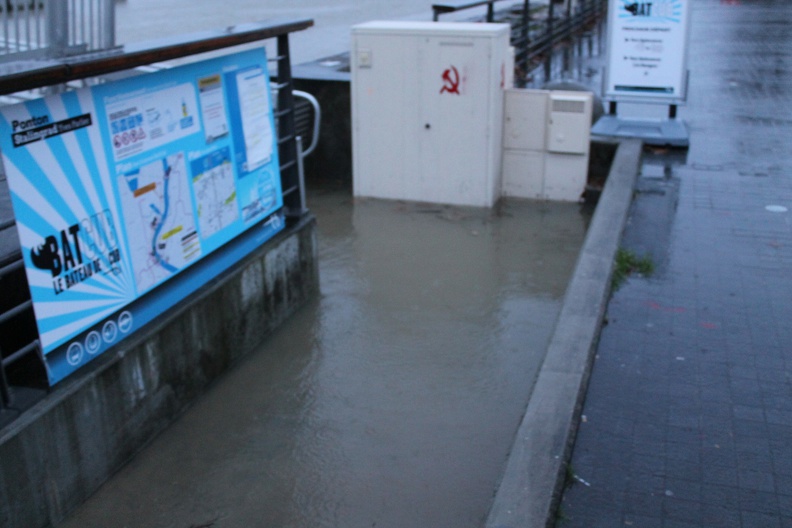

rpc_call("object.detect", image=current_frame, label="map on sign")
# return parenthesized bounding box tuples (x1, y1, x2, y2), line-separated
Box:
(118, 152, 202, 294)
(190, 147, 239, 239)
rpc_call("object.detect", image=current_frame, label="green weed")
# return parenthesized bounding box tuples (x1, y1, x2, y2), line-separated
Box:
(612, 248, 655, 291)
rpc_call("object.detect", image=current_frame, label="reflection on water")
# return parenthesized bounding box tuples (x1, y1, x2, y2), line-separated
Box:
(62, 186, 589, 528)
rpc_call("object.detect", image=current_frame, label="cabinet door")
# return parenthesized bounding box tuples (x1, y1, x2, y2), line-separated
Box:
(418, 36, 492, 206)
(352, 34, 422, 201)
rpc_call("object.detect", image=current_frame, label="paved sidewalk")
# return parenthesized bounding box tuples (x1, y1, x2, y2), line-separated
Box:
(560, 0, 792, 527)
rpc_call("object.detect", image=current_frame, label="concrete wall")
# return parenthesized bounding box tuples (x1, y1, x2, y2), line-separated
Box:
(0, 216, 319, 528)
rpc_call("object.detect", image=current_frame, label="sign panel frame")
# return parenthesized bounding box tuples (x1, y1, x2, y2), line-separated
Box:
(603, 0, 692, 104)
(0, 48, 285, 385)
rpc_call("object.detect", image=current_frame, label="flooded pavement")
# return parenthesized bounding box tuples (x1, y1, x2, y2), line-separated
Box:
(61, 184, 590, 528)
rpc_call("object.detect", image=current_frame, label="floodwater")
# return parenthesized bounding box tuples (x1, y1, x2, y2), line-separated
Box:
(61, 185, 590, 528)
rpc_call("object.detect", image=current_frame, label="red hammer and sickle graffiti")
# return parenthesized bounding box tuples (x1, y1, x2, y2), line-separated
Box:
(440, 66, 461, 95)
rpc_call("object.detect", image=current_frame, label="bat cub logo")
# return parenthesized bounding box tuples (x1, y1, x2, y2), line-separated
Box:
(624, 2, 652, 16)
(31, 225, 82, 278)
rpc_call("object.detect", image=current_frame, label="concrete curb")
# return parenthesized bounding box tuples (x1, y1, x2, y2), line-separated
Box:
(486, 138, 642, 528)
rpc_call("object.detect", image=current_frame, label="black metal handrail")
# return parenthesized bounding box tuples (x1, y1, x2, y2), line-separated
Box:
(432, 0, 510, 22)
(431, 0, 606, 86)
(513, 0, 606, 82)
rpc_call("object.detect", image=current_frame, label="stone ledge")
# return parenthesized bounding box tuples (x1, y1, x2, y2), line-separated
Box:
(486, 138, 642, 528)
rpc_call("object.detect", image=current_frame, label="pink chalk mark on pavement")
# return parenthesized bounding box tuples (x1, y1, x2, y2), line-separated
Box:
(646, 300, 687, 313)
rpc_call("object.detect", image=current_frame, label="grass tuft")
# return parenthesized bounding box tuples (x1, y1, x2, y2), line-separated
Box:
(612, 248, 655, 291)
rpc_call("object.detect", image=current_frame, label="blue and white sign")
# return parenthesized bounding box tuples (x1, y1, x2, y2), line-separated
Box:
(604, 0, 691, 103)
(0, 48, 285, 384)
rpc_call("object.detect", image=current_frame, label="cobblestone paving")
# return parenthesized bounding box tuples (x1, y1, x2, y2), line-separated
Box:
(559, 0, 792, 527)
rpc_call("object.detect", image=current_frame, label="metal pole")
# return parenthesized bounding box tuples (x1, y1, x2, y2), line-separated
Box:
(544, 0, 555, 81)
(46, 0, 68, 57)
(519, 0, 529, 86)
(295, 136, 307, 216)
(3, 3, 7, 56)
(486, 1, 494, 22)
(36, 0, 43, 49)
(277, 34, 301, 219)
(101, 0, 115, 49)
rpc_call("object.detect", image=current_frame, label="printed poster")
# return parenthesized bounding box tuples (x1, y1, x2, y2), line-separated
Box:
(605, 0, 691, 102)
(0, 48, 285, 384)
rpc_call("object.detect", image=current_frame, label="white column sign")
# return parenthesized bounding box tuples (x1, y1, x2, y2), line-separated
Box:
(604, 0, 691, 103)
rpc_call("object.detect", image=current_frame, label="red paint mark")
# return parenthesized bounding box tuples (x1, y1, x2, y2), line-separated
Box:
(440, 66, 461, 95)
(646, 300, 687, 313)
(699, 321, 719, 330)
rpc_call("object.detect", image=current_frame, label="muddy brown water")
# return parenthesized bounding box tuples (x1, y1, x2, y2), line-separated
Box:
(61, 184, 590, 527)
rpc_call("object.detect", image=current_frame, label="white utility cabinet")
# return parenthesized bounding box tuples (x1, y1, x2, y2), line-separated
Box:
(502, 89, 548, 199)
(351, 21, 511, 207)
(502, 89, 593, 202)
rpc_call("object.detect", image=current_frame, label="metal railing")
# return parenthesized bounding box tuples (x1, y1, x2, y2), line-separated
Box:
(512, 0, 606, 83)
(0, 243, 45, 428)
(432, 0, 508, 22)
(432, 0, 607, 87)
(0, 0, 114, 61)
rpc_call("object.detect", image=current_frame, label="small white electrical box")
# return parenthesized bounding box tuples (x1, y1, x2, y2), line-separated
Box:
(501, 89, 593, 202)
(547, 92, 592, 155)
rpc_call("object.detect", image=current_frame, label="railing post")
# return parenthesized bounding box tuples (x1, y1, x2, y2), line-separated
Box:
(518, 0, 530, 87)
(486, 1, 494, 22)
(101, 0, 116, 49)
(46, 0, 69, 57)
(49, 0, 69, 54)
(544, 0, 555, 81)
(0, 350, 11, 408)
(277, 33, 301, 219)
(295, 136, 308, 215)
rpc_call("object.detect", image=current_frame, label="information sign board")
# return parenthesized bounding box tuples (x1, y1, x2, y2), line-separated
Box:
(604, 0, 691, 103)
(0, 49, 285, 384)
